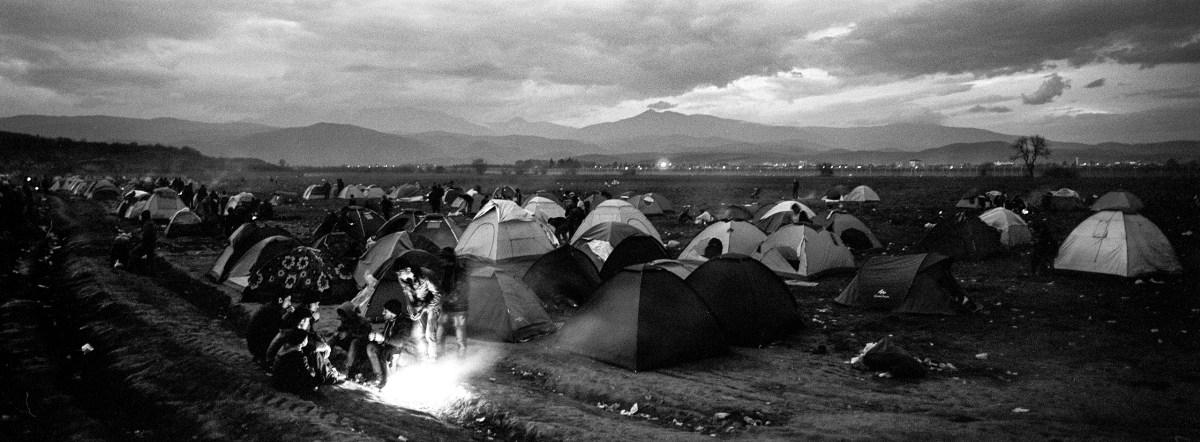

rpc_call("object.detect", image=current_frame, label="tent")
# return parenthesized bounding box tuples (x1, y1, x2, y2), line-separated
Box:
(835, 253, 980, 315)
(522, 196, 567, 221)
(224, 192, 256, 215)
(221, 235, 300, 289)
(86, 179, 120, 200)
(556, 262, 727, 371)
(115, 190, 149, 217)
(677, 221, 766, 262)
(978, 208, 1033, 247)
(269, 191, 299, 206)
(570, 221, 648, 270)
(388, 183, 424, 202)
(448, 188, 485, 214)
(455, 200, 559, 265)
(598, 235, 671, 281)
(303, 184, 330, 200)
(571, 199, 662, 244)
(531, 189, 561, 204)
(354, 231, 416, 287)
(641, 192, 675, 212)
(756, 201, 817, 235)
(1045, 188, 1085, 211)
(164, 208, 207, 238)
(243, 246, 354, 304)
(712, 204, 755, 222)
(812, 210, 883, 252)
(752, 224, 855, 279)
(412, 214, 464, 250)
(338, 185, 366, 200)
(1090, 190, 1145, 213)
(628, 194, 665, 216)
(362, 185, 387, 199)
(356, 250, 445, 320)
(492, 186, 518, 201)
(918, 214, 1003, 260)
(843, 185, 880, 202)
(643, 259, 699, 280)
(685, 254, 802, 347)
(1053, 210, 1182, 277)
(955, 191, 990, 210)
(208, 222, 293, 282)
(374, 209, 424, 239)
(464, 266, 556, 342)
(310, 206, 386, 249)
(822, 184, 851, 202)
(522, 246, 602, 308)
(141, 187, 189, 221)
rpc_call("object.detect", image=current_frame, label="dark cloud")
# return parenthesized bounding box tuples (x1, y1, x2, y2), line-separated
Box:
(0, 1, 238, 43)
(647, 101, 676, 110)
(967, 105, 1013, 113)
(835, 0, 1200, 77)
(1123, 87, 1200, 100)
(436, 62, 525, 81)
(1084, 78, 1106, 88)
(1035, 103, 1200, 143)
(1023, 74, 1070, 105)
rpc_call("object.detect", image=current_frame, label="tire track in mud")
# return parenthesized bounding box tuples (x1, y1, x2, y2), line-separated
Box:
(49, 197, 470, 442)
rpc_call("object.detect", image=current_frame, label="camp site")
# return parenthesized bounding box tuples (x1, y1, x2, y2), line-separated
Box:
(4, 168, 1199, 441)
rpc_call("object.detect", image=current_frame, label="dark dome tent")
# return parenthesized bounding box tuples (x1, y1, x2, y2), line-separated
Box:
(835, 253, 980, 315)
(310, 206, 386, 249)
(1090, 190, 1145, 213)
(598, 235, 670, 281)
(822, 184, 851, 202)
(464, 266, 556, 342)
(223, 236, 301, 290)
(714, 204, 754, 222)
(571, 221, 649, 270)
(411, 214, 464, 250)
(556, 262, 728, 371)
(165, 208, 207, 238)
(684, 254, 802, 347)
(243, 246, 353, 304)
(373, 209, 425, 239)
(917, 214, 1003, 260)
(522, 246, 602, 309)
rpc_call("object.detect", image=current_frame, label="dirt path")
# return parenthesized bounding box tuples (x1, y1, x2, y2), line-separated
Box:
(6, 195, 1200, 441)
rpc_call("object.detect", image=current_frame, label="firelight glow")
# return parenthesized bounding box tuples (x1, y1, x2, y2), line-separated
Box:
(369, 347, 499, 414)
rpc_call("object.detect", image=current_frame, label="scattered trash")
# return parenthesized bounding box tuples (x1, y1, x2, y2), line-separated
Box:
(714, 412, 730, 420)
(1012, 408, 1030, 413)
(80, 343, 94, 354)
(620, 403, 639, 416)
(975, 353, 988, 360)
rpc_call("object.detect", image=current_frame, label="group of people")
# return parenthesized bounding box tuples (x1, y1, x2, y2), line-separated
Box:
(245, 247, 467, 394)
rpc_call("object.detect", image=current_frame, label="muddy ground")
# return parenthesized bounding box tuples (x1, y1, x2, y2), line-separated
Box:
(3, 174, 1199, 441)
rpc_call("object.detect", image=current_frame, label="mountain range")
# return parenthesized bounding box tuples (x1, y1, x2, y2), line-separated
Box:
(1, 111, 1196, 167)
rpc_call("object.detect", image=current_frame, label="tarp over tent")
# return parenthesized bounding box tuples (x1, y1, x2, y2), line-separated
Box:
(455, 200, 559, 265)
(1053, 210, 1181, 277)
(598, 235, 671, 281)
(843, 185, 880, 202)
(812, 210, 883, 252)
(918, 214, 1004, 260)
(835, 253, 980, 315)
(571, 199, 662, 243)
(752, 224, 855, 279)
(464, 266, 556, 342)
(222, 235, 300, 290)
(685, 254, 802, 347)
(243, 246, 354, 304)
(1090, 190, 1145, 213)
(677, 221, 766, 262)
(978, 207, 1033, 247)
(522, 246, 602, 308)
(411, 214, 464, 250)
(556, 262, 728, 371)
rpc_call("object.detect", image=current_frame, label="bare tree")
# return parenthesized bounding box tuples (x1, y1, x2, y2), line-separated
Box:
(1011, 135, 1050, 178)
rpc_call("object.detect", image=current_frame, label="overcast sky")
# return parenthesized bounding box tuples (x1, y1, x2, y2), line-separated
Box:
(2, 0, 1198, 143)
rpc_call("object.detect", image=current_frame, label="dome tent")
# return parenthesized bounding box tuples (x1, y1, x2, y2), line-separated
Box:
(522, 246, 602, 309)
(677, 221, 766, 262)
(571, 199, 662, 244)
(208, 222, 292, 283)
(978, 207, 1033, 247)
(455, 199, 559, 266)
(463, 266, 556, 342)
(756, 200, 818, 235)
(752, 224, 855, 280)
(843, 185, 880, 202)
(353, 250, 444, 321)
(411, 214, 464, 250)
(556, 262, 728, 371)
(522, 196, 567, 221)
(812, 210, 883, 252)
(222, 236, 301, 290)
(354, 231, 416, 288)
(571, 221, 649, 270)
(684, 254, 802, 347)
(598, 235, 671, 281)
(1053, 210, 1181, 277)
(1090, 190, 1145, 213)
(918, 214, 1004, 260)
(243, 246, 353, 304)
(835, 253, 980, 315)
(164, 208, 207, 238)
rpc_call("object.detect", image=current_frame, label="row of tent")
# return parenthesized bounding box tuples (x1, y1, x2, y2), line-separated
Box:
(50, 177, 123, 201)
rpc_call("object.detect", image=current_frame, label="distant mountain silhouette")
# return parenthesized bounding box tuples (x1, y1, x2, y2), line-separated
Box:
(2, 113, 1196, 166)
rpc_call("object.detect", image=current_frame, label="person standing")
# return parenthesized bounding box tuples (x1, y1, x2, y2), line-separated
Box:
(436, 248, 467, 359)
(379, 197, 393, 219)
(428, 183, 444, 213)
(130, 210, 157, 274)
(791, 179, 800, 200)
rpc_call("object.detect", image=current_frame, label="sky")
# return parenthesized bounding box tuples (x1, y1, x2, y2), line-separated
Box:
(1, 0, 1198, 144)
